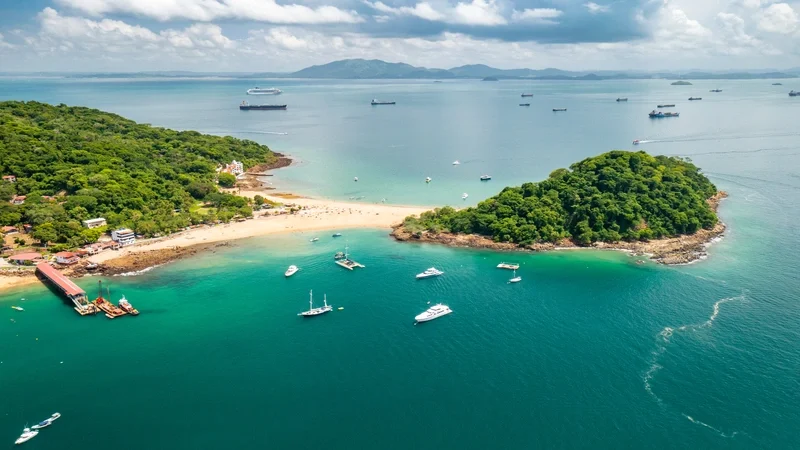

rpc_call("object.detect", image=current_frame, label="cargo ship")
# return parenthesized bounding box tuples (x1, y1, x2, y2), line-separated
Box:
(519, 103, 530, 106)
(790, 91, 799, 97)
(657, 104, 675, 108)
(649, 110, 680, 118)
(240, 101, 287, 110)
(710, 89, 722, 92)
(616, 98, 628, 102)
(371, 99, 396, 105)
(552, 108, 567, 112)
(688, 97, 702, 101)
(521, 93, 533, 97)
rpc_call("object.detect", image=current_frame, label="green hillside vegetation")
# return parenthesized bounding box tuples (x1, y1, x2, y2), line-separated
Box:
(0, 101, 277, 250)
(402, 151, 719, 245)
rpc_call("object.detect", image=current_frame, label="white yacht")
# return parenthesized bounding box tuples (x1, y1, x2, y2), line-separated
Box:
(31, 413, 61, 430)
(285, 265, 299, 277)
(452, 160, 460, 165)
(425, 177, 432, 183)
(15, 428, 38, 445)
(247, 87, 282, 95)
(480, 175, 492, 181)
(416, 267, 444, 279)
(12, 306, 23, 311)
(497, 262, 519, 270)
(508, 269, 522, 283)
(299, 290, 333, 317)
(354, 176, 358, 182)
(415, 304, 452, 322)
(462, 193, 469, 200)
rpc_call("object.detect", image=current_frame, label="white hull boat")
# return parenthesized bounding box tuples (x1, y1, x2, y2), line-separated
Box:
(416, 267, 444, 279)
(299, 290, 333, 317)
(15, 428, 38, 445)
(415, 304, 452, 322)
(508, 269, 522, 283)
(285, 265, 299, 277)
(31, 413, 61, 430)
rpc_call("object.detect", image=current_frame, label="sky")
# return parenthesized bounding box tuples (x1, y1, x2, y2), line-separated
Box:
(0, 0, 798, 72)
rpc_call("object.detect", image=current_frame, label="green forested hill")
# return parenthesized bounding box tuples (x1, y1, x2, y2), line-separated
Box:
(402, 151, 719, 245)
(0, 101, 276, 248)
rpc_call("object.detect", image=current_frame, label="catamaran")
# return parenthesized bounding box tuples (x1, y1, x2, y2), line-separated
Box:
(14, 428, 38, 445)
(299, 290, 332, 317)
(497, 262, 519, 270)
(416, 267, 444, 279)
(508, 269, 522, 283)
(31, 413, 61, 430)
(285, 265, 299, 277)
(415, 304, 452, 322)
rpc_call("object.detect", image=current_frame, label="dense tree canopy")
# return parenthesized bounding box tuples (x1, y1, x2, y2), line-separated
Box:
(403, 151, 719, 245)
(0, 101, 275, 249)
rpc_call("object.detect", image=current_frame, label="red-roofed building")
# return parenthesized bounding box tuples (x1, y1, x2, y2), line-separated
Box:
(10, 195, 26, 205)
(2, 175, 16, 183)
(1, 226, 17, 235)
(8, 252, 43, 265)
(55, 251, 80, 265)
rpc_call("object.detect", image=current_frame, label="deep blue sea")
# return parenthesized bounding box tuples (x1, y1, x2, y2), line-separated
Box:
(1, 78, 799, 449)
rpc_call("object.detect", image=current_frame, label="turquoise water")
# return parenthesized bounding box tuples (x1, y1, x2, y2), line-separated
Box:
(1, 79, 800, 448)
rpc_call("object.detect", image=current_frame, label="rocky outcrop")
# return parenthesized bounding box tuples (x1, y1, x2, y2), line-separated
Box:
(391, 192, 728, 265)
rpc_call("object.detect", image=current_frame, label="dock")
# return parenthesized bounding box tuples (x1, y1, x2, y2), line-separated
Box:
(36, 262, 99, 315)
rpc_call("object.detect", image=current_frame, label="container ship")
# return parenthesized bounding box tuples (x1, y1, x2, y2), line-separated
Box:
(371, 99, 396, 105)
(657, 104, 675, 108)
(240, 101, 287, 110)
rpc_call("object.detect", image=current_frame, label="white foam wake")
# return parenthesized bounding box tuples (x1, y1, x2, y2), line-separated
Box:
(115, 264, 162, 277)
(643, 295, 745, 437)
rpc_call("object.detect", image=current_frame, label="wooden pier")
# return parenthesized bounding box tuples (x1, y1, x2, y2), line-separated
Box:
(36, 262, 98, 315)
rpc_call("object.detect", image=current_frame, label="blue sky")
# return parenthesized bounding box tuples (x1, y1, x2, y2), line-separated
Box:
(0, 0, 798, 72)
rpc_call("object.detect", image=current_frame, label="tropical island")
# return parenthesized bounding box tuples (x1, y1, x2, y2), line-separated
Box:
(392, 151, 726, 264)
(0, 101, 285, 251)
(671, 80, 693, 85)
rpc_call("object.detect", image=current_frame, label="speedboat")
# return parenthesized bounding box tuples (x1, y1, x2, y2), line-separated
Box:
(15, 428, 38, 445)
(480, 175, 491, 181)
(415, 304, 452, 323)
(285, 265, 299, 277)
(353, 177, 358, 182)
(334, 251, 346, 260)
(299, 290, 333, 317)
(497, 262, 519, 270)
(508, 269, 522, 283)
(425, 177, 432, 183)
(332, 233, 342, 238)
(632, 140, 640, 145)
(12, 306, 23, 311)
(31, 413, 61, 430)
(247, 87, 282, 95)
(452, 160, 460, 165)
(462, 193, 469, 200)
(416, 267, 444, 279)
(310, 237, 319, 242)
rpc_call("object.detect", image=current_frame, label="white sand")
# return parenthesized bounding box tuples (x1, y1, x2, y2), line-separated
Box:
(88, 194, 427, 263)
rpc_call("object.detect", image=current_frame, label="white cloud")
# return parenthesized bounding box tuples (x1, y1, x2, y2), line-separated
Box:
(453, 0, 506, 25)
(757, 3, 799, 33)
(363, 1, 445, 21)
(261, 28, 311, 50)
(511, 8, 563, 23)
(0, 32, 12, 49)
(54, 0, 363, 24)
(584, 2, 610, 14)
(38, 7, 160, 42)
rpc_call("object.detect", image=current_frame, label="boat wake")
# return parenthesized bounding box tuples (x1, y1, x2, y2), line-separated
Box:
(644, 294, 745, 438)
(639, 131, 800, 145)
(116, 265, 162, 277)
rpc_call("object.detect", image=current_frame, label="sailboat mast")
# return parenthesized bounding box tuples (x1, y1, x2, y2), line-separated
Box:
(309, 289, 313, 310)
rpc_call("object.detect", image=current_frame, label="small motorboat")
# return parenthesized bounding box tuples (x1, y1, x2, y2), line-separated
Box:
(452, 160, 460, 165)
(480, 175, 491, 181)
(334, 251, 346, 260)
(633, 140, 640, 145)
(462, 193, 469, 200)
(353, 177, 358, 182)
(310, 237, 319, 242)
(31, 413, 61, 430)
(508, 269, 522, 283)
(338, 307, 344, 311)
(425, 177, 432, 183)
(332, 233, 342, 238)
(285, 265, 300, 277)
(11, 306, 23, 311)
(15, 428, 38, 445)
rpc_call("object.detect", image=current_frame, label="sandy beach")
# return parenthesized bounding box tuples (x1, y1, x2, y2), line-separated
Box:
(88, 193, 427, 264)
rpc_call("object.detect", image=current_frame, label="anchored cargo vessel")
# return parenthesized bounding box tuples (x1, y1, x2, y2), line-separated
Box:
(239, 101, 287, 110)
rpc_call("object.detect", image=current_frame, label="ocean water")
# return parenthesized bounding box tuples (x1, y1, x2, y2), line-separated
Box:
(1, 78, 799, 448)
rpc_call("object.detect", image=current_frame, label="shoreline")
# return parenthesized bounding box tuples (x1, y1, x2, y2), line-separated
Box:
(390, 192, 729, 265)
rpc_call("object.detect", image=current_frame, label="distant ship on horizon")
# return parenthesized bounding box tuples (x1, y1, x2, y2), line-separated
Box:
(247, 87, 282, 95)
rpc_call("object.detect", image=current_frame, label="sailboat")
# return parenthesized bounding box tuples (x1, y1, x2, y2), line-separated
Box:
(508, 269, 522, 283)
(299, 290, 333, 317)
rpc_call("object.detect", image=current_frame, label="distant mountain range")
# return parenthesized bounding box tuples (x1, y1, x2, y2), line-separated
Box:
(4, 59, 798, 80)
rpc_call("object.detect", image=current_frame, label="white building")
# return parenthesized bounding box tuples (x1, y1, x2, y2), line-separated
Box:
(227, 160, 244, 176)
(82, 218, 107, 229)
(111, 228, 136, 246)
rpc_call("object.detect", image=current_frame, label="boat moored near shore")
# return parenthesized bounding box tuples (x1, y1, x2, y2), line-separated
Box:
(14, 428, 38, 445)
(416, 267, 444, 279)
(415, 304, 452, 323)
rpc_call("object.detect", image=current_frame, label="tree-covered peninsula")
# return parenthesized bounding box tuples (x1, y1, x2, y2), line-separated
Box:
(0, 101, 277, 249)
(396, 151, 722, 250)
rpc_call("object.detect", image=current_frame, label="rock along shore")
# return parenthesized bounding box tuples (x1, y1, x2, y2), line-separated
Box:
(390, 191, 728, 265)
